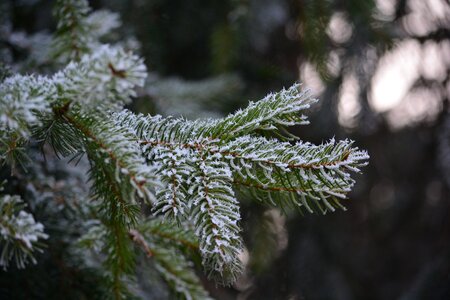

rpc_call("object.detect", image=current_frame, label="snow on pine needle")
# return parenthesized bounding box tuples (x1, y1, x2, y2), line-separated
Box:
(53, 45, 147, 110)
(0, 75, 54, 139)
(0, 194, 48, 270)
(1, 7, 368, 290)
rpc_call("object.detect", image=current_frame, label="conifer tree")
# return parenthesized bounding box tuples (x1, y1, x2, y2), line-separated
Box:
(0, 1, 368, 299)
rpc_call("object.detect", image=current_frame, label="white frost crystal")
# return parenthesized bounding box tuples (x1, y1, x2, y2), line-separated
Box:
(0, 194, 48, 269)
(0, 75, 54, 138)
(53, 45, 147, 110)
(1, 6, 368, 286)
(0, 45, 147, 141)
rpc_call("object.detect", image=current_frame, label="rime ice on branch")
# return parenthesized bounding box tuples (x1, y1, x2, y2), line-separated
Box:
(0, 0, 369, 297)
(0, 194, 48, 270)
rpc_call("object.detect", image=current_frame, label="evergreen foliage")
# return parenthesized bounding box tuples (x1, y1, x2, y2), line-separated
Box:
(0, 192, 48, 270)
(0, 0, 368, 298)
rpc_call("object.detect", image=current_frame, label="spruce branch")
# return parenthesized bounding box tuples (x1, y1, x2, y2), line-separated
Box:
(151, 144, 195, 220)
(207, 83, 317, 140)
(188, 150, 243, 285)
(87, 149, 137, 299)
(113, 83, 315, 143)
(57, 111, 159, 299)
(53, 112, 148, 298)
(0, 75, 54, 139)
(1, 45, 146, 158)
(138, 218, 198, 251)
(79, 221, 136, 300)
(114, 107, 368, 215)
(112, 110, 209, 144)
(61, 111, 158, 205)
(0, 0, 370, 291)
(81, 219, 209, 299)
(111, 92, 368, 282)
(146, 245, 211, 300)
(220, 136, 368, 213)
(132, 221, 212, 300)
(52, 0, 123, 63)
(52, 0, 92, 62)
(0, 135, 30, 175)
(0, 194, 48, 270)
(53, 45, 147, 110)
(33, 108, 84, 158)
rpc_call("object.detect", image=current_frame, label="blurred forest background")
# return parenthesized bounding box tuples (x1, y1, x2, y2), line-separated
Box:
(1, 0, 450, 299)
